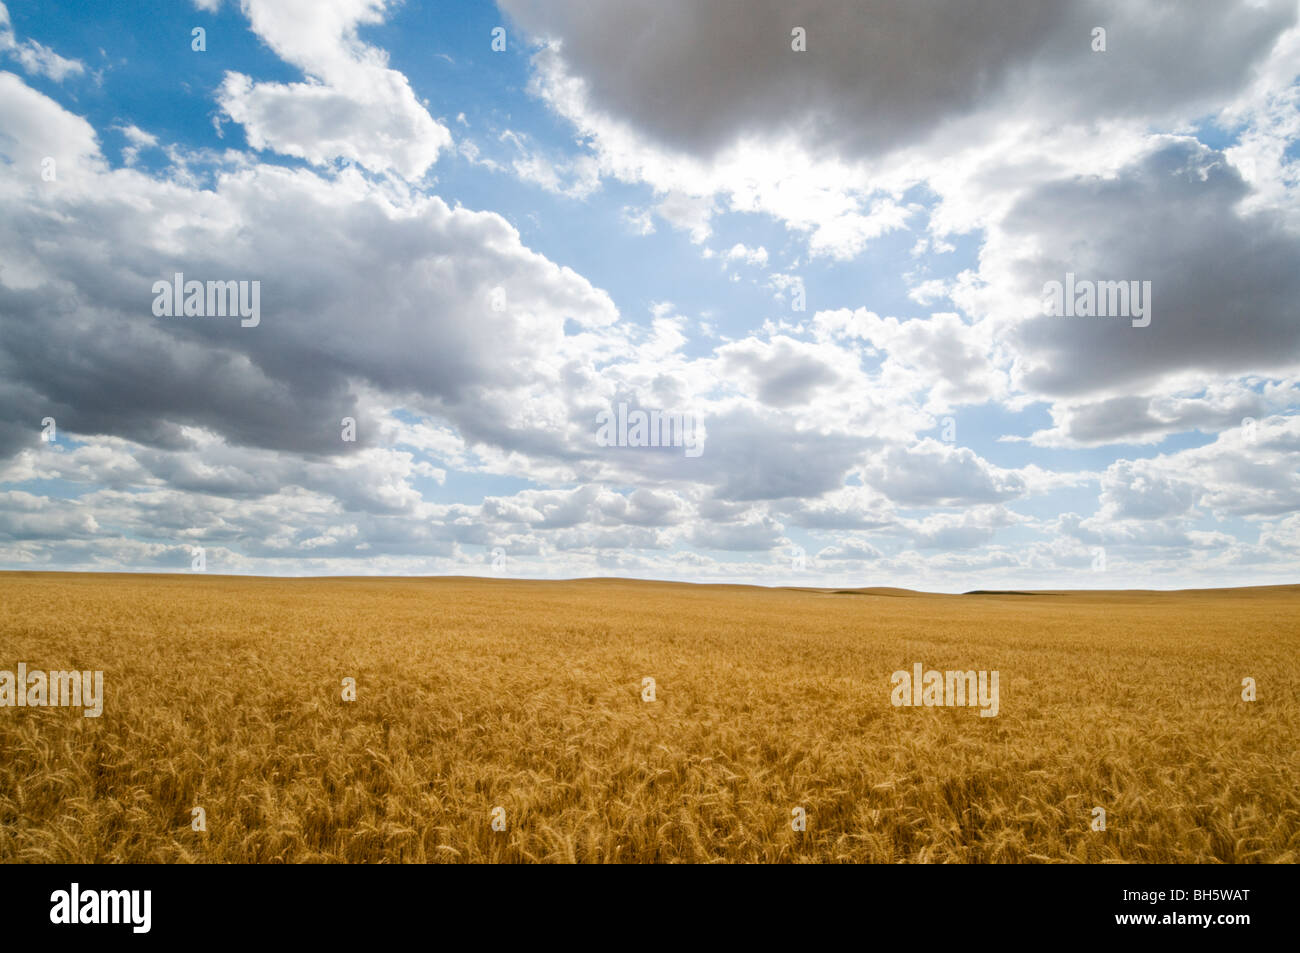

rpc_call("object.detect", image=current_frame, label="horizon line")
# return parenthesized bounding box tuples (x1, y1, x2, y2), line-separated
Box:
(1, 568, 1296, 597)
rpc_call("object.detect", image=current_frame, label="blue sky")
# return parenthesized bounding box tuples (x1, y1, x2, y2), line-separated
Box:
(1, 0, 1298, 589)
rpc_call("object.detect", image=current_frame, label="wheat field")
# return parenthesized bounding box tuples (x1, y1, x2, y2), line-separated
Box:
(0, 571, 1296, 863)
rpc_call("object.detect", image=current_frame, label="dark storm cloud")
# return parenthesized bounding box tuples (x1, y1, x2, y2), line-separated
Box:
(500, 0, 1294, 160)
(1008, 141, 1300, 398)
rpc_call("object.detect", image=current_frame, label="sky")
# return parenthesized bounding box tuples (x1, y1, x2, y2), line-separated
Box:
(0, 0, 1298, 591)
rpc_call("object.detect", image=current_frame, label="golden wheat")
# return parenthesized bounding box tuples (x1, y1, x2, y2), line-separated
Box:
(0, 572, 1296, 863)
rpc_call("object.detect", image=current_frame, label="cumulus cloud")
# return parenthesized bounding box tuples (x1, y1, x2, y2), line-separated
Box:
(0, 79, 622, 487)
(501, 0, 1296, 260)
(217, 0, 451, 178)
(501, 0, 1292, 160)
(1002, 141, 1300, 400)
(0, 4, 85, 82)
(861, 441, 1027, 508)
(717, 337, 842, 408)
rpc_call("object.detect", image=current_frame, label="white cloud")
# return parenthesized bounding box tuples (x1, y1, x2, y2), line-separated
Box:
(724, 243, 767, 267)
(0, 4, 85, 82)
(217, 0, 451, 179)
(654, 190, 714, 243)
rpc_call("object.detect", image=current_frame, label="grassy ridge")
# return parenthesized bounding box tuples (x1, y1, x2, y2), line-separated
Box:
(1, 572, 1296, 863)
